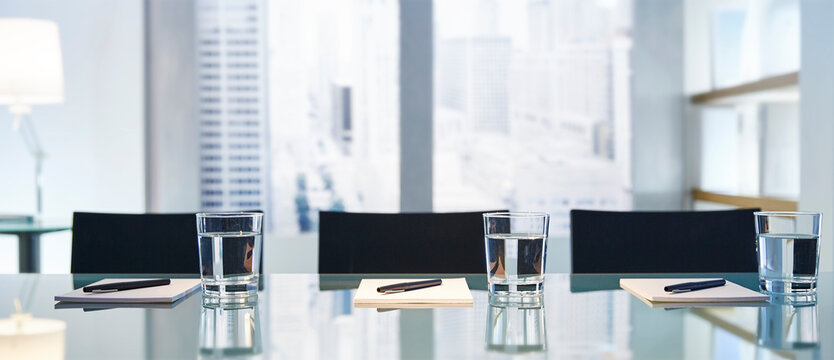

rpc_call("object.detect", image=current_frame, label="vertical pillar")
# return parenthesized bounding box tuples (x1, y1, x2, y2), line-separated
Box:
(145, 0, 200, 212)
(800, 0, 834, 272)
(631, 0, 685, 210)
(399, 0, 433, 212)
(398, 2, 435, 358)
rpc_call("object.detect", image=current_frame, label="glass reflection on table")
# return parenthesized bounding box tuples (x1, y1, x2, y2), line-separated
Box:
(485, 295, 546, 356)
(757, 295, 819, 354)
(200, 298, 262, 359)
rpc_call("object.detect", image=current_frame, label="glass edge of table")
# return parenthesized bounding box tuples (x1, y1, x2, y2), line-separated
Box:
(0, 225, 72, 234)
(19, 272, 762, 293)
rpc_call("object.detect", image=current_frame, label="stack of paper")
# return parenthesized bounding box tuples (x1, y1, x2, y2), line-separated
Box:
(620, 278, 769, 307)
(353, 278, 473, 308)
(55, 278, 202, 304)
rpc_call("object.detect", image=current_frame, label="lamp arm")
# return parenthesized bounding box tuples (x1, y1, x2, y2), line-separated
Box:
(18, 114, 45, 219)
(19, 114, 45, 159)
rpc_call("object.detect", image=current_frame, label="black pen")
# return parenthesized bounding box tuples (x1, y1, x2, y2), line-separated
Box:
(377, 279, 442, 294)
(83, 279, 171, 293)
(664, 279, 726, 293)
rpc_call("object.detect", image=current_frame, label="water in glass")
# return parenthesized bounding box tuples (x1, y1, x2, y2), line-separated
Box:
(485, 233, 546, 296)
(758, 233, 820, 294)
(198, 231, 262, 298)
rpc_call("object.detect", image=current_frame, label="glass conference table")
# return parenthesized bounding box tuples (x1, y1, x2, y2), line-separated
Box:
(1, 272, 830, 360)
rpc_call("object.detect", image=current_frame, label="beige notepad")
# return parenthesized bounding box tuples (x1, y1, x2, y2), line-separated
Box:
(353, 278, 473, 308)
(55, 278, 202, 303)
(620, 278, 770, 303)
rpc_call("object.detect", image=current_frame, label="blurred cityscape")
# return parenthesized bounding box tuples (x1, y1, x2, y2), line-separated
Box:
(433, 0, 633, 234)
(268, 0, 400, 234)
(267, 0, 633, 235)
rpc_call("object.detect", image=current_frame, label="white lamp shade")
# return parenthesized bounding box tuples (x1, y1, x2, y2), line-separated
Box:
(0, 18, 65, 105)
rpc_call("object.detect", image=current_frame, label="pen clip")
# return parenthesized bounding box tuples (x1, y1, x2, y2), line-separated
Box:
(382, 289, 405, 294)
(671, 289, 692, 294)
(90, 289, 119, 293)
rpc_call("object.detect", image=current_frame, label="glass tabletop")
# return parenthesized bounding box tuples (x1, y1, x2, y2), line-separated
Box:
(0, 272, 830, 359)
(0, 222, 71, 234)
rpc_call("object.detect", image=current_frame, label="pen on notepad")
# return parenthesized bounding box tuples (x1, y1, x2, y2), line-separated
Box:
(664, 279, 725, 293)
(377, 279, 442, 294)
(83, 279, 171, 293)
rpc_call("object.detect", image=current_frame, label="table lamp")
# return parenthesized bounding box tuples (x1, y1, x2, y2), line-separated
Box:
(0, 18, 65, 221)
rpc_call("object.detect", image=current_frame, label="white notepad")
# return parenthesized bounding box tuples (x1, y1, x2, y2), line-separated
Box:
(55, 278, 202, 303)
(353, 278, 473, 308)
(620, 278, 770, 303)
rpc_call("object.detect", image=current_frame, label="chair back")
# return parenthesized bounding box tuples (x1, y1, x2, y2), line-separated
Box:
(570, 209, 759, 273)
(318, 210, 506, 274)
(71, 212, 200, 274)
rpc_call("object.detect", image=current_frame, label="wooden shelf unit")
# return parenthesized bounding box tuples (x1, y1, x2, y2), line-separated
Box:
(690, 71, 798, 104)
(692, 189, 798, 211)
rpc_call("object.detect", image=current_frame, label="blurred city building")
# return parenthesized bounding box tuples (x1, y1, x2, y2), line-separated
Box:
(197, 0, 270, 213)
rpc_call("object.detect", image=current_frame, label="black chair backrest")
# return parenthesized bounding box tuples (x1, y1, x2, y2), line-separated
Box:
(71, 212, 199, 274)
(318, 210, 506, 274)
(570, 209, 759, 273)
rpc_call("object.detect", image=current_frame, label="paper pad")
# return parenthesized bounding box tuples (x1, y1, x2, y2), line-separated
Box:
(620, 278, 770, 304)
(55, 278, 202, 303)
(353, 278, 473, 308)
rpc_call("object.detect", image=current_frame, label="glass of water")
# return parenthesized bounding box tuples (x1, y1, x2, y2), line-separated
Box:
(483, 212, 550, 297)
(197, 212, 263, 300)
(755, 211, 822, 294)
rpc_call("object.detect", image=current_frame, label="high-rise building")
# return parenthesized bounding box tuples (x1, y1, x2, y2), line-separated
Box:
(471, 38, 511, 134)
(437, 37, 511, 133)
(331, 83, 353, 154)
(438, 39, 468, 112)
(196, 0, 270, 215)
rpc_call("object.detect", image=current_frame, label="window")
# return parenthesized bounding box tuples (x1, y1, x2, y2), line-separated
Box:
(214, 0, 635, 236)
(268, 0, 400, 234)
(433, 0, 634, 235)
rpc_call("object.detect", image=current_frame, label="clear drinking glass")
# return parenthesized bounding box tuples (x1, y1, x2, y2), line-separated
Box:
(485, 295, 547, 355)
(483, 212, 550, 297)
(755, 211, 822, 294)
(196, 212, 263, 299)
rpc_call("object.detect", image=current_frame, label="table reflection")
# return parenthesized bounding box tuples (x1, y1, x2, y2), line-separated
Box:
(0, 299, 66, 360)
(4, 273, 834, 359)
(757, 295, 819, 353)
(485, 295, 546, 355)
(681, 295, 823, 359)
(200, 298, 262, 359)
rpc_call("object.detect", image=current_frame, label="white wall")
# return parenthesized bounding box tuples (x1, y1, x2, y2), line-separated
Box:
(0, 0, 145, 273)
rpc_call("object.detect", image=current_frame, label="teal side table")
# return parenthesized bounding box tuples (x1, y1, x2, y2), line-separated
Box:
(0, 222, 71, 273)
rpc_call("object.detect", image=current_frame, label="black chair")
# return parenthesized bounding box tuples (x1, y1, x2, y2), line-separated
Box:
(318, 210, 506, 274)
(71, 212, 201, 273)
(570, 209, 759, 273)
